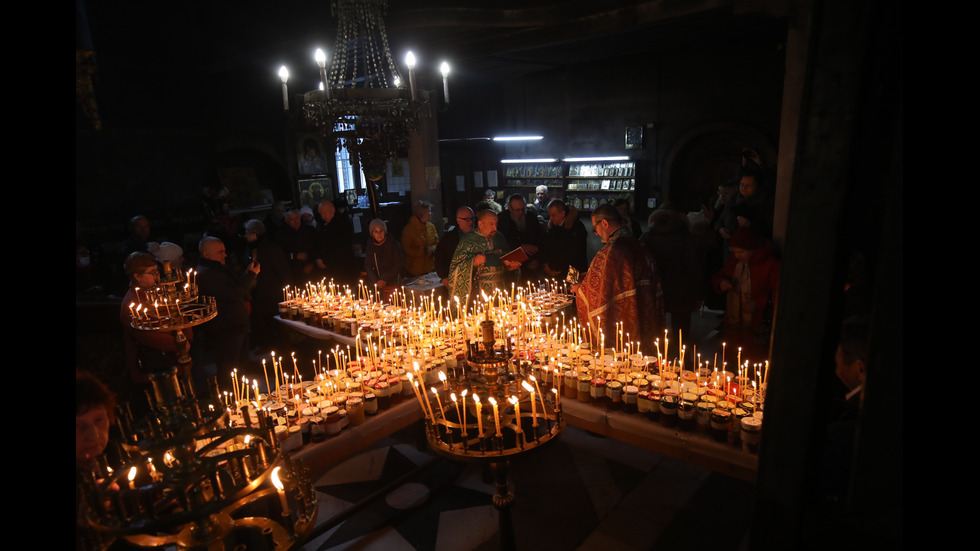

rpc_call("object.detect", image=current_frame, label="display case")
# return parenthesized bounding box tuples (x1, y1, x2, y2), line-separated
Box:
(564, 159, 635, 212)
(499, 158, 637, 212)
(502, 160, 563, 190)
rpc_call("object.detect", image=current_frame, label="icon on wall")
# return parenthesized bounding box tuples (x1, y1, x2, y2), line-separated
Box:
(625, 126, 644, 150)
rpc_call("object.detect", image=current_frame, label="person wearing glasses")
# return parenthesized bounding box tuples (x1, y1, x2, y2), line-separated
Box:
(448, 208, 523, 304)
(572, 204, 664, 351)
(435, 206, 476, 291)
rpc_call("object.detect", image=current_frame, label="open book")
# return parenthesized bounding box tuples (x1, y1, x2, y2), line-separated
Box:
(499, 246, 530, 264)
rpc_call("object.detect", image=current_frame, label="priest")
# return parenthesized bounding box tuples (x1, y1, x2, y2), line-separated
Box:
(448, 209, 523, 304)
(573, 204, 664, 350)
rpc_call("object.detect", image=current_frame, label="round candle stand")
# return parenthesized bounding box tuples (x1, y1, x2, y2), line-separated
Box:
(411, 316, 564, 551)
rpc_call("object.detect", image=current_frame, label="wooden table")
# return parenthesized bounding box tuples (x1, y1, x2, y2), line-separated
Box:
(276, 316, 357, 346)
(292, 397, 424, 476)
(561, 399, 759, 482)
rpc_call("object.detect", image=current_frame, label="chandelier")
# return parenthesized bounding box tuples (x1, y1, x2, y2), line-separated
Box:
(283, 0, 448, 180)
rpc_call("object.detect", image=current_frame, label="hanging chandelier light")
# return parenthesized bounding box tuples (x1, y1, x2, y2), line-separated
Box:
(289, 0, 443, 181)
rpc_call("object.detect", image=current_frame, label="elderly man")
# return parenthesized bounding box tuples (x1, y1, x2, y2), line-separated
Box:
(532, 185, 550, 222)
(435, 206, 475, 290)
(195, 237, 260, 386)
(448, 209, 522, 304)
(573, 204, 664, 350)
(541, 199, 587, 279)
(496, 194, 544, 280)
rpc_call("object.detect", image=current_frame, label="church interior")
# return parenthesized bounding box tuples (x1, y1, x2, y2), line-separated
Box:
(76, 1, 902, 549)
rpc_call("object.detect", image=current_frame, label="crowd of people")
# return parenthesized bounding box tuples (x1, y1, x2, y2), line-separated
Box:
(80, 151, 787, 400)
(78, 149, 884, 528)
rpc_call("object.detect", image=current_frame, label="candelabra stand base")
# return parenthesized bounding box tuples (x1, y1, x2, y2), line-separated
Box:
(490, 460, 516, 551)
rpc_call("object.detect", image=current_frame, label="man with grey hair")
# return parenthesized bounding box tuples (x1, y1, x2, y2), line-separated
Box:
(448, 209, 523, 303)
(497, 194, 543, 280)
(533, 185, 550, 222)
(194, 236, 260, 388)
(573, 204, 664, 350)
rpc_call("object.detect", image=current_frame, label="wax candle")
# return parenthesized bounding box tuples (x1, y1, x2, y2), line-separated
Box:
(474, 394, 484, 437)
(489, 397, 502, 437)
(521, 380, 537, 426)
(271, 466, 290, 515)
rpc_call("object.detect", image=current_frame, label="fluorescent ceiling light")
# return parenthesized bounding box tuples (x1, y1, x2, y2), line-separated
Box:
(438, 137, 491, 142)
(501, 158, 557, 163)
(562, 156, 630, 162)
(493, 136, 543, 142)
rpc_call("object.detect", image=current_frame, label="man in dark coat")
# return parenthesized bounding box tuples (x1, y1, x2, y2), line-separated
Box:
(277, 208, 319, 284)
(496, 194, 544, 281)
(541, 199, 587, 280)
(316, 199, 358, 285)
(244, 219, 290, 351)
(195, 237, 260, 388)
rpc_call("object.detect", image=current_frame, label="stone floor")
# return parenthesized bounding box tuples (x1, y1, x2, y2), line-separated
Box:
(298, 423, 753, 551)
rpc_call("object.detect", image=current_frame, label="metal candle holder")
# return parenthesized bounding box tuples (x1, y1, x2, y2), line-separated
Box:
(78, 262, 317, 551)
(412, 315, 564, 551)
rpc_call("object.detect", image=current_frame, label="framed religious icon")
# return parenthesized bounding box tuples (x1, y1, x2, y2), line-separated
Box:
(297, 134, 330, 175)
(625, 126, 644, 150)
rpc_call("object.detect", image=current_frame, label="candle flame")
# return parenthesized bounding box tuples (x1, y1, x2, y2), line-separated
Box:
(271, 466, 284, 490)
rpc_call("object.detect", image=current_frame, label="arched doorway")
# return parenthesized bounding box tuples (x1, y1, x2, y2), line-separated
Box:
(664, 123, 775, 212)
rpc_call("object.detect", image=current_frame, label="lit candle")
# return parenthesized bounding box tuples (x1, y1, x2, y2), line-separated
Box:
(278, 66, 289, 111)
(509, 396, 521, 440)
(460, 389, 469, 436)
(315, 48, 331, 99)
(440, 61, 451, 103)
(271, 466, 290, 515)
(405, 51, 417, 101)
(522, 380, 537, 426)
(451, 392, 462, 432)
(474, 394, 484, 437)
(431, 387, 444, 420)
(489, 397, 502, 437)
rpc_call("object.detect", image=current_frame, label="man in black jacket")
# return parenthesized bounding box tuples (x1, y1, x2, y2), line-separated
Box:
(195, 237, 260, 387)
(496, 194, 544, 281)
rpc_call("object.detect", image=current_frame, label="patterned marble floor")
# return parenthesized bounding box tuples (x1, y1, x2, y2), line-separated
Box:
(297, 423, 753, 551)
